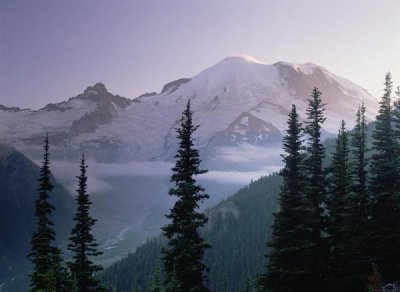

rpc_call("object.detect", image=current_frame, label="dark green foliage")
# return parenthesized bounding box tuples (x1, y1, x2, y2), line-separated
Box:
(351, 103, 368, 212)
(326, 120, 355, 290)
(253, 266, 263, 292)
(68, 155, 103, 291)
(163, 270, 183, 292)
(343, 102, 370, 290)
(101, 174, 281, 291)
(261, 105, 315, 291)
(161, 100, 211, 291)
(368, 73, 400, 283)
(101, 238, 162, 291)
(203, 175, 280, 291)
(52, 247, 75, 292)
(162, 100, 210, 291)
(29, 135, 69, 291)
(0, 143, 74, 292)
(148, 265, 163, 292)
(303, 87, 329, 288)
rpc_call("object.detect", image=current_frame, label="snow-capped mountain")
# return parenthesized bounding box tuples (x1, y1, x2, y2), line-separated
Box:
(0, 55, 378, 168)
(0, 56, 381, 261)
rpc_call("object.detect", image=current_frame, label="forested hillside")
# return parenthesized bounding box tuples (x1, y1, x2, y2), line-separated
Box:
(101, 174, 281, 291)
(0, 144, 74, 291)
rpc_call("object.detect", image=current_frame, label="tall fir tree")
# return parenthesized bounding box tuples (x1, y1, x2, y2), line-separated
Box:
(351, 103, 368, 220)
(303, 87, 329, 289)
(68, 154, 103, 292)
(369, 73, 400, 283)
(326, 120, 353, 291)
(344, 102, 370, 290)
(161, 99, 211, 291)
(261, 105, 315, 291)
(29, 135, 68, 291)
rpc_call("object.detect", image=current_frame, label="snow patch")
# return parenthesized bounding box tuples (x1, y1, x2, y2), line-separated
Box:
(223, 55, 266, 64)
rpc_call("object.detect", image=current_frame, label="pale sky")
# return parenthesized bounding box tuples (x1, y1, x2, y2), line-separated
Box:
(0, 0, 399, 109)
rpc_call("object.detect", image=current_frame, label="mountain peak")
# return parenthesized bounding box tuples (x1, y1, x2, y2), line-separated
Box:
(0, 57, 379, 165)
(83, 82, 109, 96)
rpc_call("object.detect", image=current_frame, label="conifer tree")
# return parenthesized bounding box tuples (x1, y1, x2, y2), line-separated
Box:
(303, 87, 329, 288)
(351, 102, 368, 217)
(261, 105, 315, 291)
(345, 102, 370, 289)
(161, 99, 210, 291)
(68, 154, 103, 292)
(29, 135, 68, 291)
(326, 120, 354, 290)
(369, 73, 400, 283)
(327, 120, 351, 240)
(148, 265, 163, 292)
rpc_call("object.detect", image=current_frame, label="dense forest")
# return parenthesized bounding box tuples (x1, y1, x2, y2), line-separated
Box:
(101, 173, 281, 291)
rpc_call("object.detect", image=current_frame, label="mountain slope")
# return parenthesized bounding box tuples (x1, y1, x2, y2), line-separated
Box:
(102, 56, 378, 165)
(101, 173, 281, 291)
(100, 122, 378, 291)
(0, 56, 378, 168)
(0, 83, 132, 161)
(0, 56, 380, 273)
(0, 144, 74, 291)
